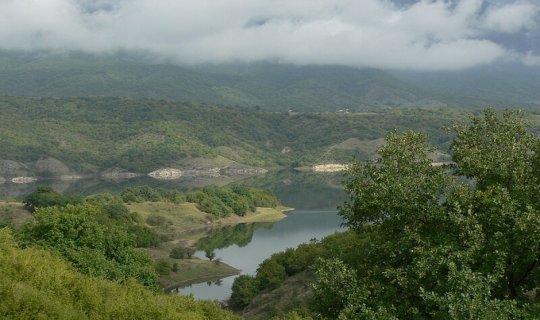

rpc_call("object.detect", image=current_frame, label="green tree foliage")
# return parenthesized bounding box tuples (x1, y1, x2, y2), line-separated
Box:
(256, 260, 288, 291)
(0, 96, 477, 172)
(326, 109, 539, 318)
(170, 247, 188, 259)
(155, 259, 172, 276)
(186, 187, 280, 217)
(23, 186, 81, 211)
(19, 203, 158, 287)
(127, 224, 161, 248)
(121, 186, 185, 204)
(205, 250, 216, 261)
(230, 275, 260, 309)
(0, 228, 238, 319)
(230, 231, 361, 309)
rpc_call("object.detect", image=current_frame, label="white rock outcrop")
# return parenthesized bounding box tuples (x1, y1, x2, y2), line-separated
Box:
(11, 176, 38, 184)
(312, 164, 349, 172)
(148, 168, 184, 180)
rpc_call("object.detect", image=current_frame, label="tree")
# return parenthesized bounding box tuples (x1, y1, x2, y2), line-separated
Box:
(327, 110, 539, 319)
(19, 203, 158, 287)
(230, 275, 260, 309)
(23, 186, 80, 211)
(205, 250, 216, 261)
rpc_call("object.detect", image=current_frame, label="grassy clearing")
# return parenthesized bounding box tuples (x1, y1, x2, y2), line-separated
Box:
(0, 201, 32, 228)
(127, 202, 212, 234)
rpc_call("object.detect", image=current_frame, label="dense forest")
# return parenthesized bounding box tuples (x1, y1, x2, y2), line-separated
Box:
(0, 96, 518, 174)
(232, 110, 540, 319)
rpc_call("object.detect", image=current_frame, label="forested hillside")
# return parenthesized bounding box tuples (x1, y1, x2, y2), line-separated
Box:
(0, 96, 478, 175)
(0, 51, 443, 111)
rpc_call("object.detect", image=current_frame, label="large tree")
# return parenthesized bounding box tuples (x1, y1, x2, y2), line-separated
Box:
(315, 110, 540, 319)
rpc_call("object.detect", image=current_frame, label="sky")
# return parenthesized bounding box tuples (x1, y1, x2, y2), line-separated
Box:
(0, 0, 538, 71)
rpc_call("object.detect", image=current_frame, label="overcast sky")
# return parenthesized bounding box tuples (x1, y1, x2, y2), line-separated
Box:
(0, 0, 538, 70)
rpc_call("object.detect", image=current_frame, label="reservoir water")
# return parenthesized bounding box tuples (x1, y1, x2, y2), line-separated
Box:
(175, 210, 344, 301)
(1, 170, 347, 302)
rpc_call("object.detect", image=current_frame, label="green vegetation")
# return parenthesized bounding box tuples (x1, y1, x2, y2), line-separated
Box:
(0, 201, 31, 229)
(19, 203, 159, 287)
(121, 186, 185, 204)
(234, 109, 540, 319)
(187, 187, 279, 218)
(0, 228, 238, 319)
(23, 185, 81, 211)
(0, 96, 489, 173)
(0, 51, 448, 111)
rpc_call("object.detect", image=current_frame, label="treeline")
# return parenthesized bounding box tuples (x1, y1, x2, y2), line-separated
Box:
(233, 110, 540, 319)
(0, 96, 480, 172)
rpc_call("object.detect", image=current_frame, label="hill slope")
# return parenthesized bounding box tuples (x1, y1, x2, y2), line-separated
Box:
(0, 96, 474, 176)
(0, 51, 442, 111)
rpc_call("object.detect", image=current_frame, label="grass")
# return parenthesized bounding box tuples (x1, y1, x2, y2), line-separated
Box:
(0, 201, 32, 228)
(127, 202, 212, 234)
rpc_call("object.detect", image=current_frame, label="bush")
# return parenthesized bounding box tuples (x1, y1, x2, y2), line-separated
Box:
(146, 214, 171, 227)
(230, 275, 260, 309)
(128, 225, 160, 248)
(23, 186, 81, 211)
(169, 247, 187, 259)
(155, 259, 171, 275)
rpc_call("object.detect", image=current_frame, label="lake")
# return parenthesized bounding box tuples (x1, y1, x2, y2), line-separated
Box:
(0, 169, 347, 302)
(175, 209, 344, 301)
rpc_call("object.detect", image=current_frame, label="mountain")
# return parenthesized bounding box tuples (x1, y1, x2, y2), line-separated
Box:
(0, 51, 443, 111)
(391, 64, 540, 108)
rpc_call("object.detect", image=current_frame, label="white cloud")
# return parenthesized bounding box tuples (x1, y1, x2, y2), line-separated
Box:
(523, 51, 540, 66)
(0, 0, 537, 70)
(482, 2, 538, 33)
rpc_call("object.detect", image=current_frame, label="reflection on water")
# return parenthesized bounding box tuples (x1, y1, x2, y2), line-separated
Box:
(175, 210, 344, 301)
(0, 170, 346, 211)
(0, 170, 347, 301)
(196, 223, 274, 253)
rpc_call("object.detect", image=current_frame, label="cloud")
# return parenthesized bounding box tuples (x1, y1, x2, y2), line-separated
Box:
(482, 1, 538, 33)
(523, 52, 540, 66)
(0, 0, 537, 70)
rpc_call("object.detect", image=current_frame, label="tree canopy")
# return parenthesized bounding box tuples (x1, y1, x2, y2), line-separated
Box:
(321, 109, 540, 319)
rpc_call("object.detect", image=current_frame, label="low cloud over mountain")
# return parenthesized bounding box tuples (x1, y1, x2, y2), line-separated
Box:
(0, 0, 538, 70)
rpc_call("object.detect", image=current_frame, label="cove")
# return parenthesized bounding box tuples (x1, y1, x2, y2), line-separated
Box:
(174, 209, 344, 301)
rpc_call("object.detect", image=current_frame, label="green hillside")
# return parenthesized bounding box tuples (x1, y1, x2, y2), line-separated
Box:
(0, 51, 443, 111)
(0, 96, 479, 175)
(0, 228, 237, 319)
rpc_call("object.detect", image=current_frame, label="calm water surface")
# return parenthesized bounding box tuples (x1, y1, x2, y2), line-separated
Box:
(176, 210, 344, 301)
